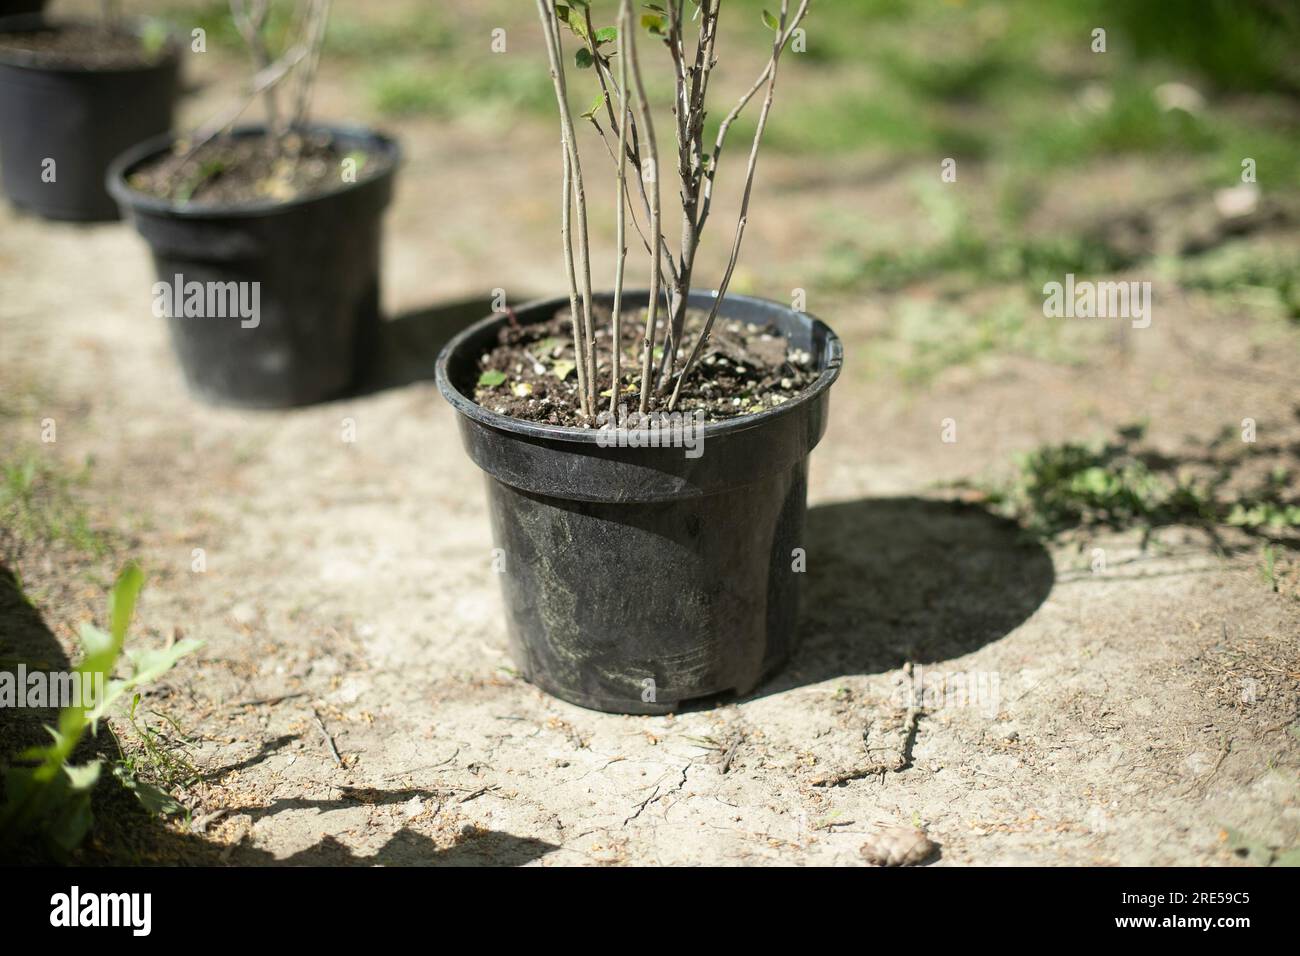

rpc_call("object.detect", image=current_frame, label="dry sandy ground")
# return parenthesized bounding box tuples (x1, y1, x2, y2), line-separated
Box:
(1, 11, 1298, 866)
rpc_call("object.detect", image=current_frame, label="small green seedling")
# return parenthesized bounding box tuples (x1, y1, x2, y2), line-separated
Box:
(0, 563, 202, 855)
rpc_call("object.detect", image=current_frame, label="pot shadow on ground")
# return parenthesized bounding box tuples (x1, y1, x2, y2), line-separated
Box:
(0, 563, 72, 761)
(230, 825, 558, 867)
(0, 562, 557, 867)
(353, 296, 518, 397)
(754, 497, 1056, 698)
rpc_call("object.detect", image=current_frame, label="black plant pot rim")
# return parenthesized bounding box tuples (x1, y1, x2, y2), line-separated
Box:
(0, 14, 180, 74)
(436, 290, 843, 445)
(105, 124, 401, 220)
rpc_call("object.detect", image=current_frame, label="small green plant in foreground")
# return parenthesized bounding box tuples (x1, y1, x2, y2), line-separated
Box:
(0, 564, 202, 855)
(980, 425, 1300, 542)
(118, 695, 203, 803)
(989, 434, 1210, 537)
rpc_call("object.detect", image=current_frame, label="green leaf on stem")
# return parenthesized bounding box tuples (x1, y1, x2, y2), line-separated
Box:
(581, 92, 605, 119)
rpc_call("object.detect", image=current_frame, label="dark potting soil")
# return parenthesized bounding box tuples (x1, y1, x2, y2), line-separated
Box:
(472, 305, 820, 426)
(0, 23, 168, 70)
(126, 131, 387, 206)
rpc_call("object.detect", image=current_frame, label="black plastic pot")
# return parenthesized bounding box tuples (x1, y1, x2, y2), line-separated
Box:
(107, 126, 400, 408)
(437, 291, 842, 714)
(0, 15, 178, 221)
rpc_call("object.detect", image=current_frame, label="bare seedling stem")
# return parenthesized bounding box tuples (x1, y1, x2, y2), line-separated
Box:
(626, 0, 664, 415)
(290, 0, 332, 132)
(187, 0, 335, 175)
(609, 0, 633, 418)
(654, 0, 719, 393)
(562, 141, 593, 417)
(537, 0, 597, 415)
(669, 0, 808, 411)
(582, 10, 681, 289)
(537, 0, 808, 420)
(230, 0, 283, 140)
(186, 41, 311, 159)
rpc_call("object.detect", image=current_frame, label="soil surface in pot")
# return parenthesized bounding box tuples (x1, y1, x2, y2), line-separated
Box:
(0, 23, 168, 69)
(125, 130, 389, 205)
(472, 305, 820, 425)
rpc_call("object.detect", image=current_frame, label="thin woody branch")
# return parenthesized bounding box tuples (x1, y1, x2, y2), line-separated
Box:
(186, 40, 311, 158)
(656, 0, 719, 394)
(229, 0, 282, 138)
(578, 11, 681, 289)
(289, 0, 331, 131)
(669, 0, 805, 411)
(534, 0, 807, 420)
(626, 0, 664, 415)
(187, 0, 337, 173)
(696, 0, 809, 237)
(586, 84, 681, 286)
(609, 0, 633, 418)
(537, 0, 595, 415)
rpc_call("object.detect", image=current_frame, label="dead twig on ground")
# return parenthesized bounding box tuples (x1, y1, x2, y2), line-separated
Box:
(382, 748, 462, 781)
(458, 784, 500, 804)
(810, 705, 924, 787)
(312, 709, 343, 769)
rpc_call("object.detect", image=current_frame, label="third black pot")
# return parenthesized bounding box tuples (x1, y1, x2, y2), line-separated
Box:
(0, 15, 178, 221)
(107, 126, 400, 407)
(437, 291, 842, 714)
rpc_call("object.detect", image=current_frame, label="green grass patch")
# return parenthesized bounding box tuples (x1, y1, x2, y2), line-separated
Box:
(155, 0, 294, 51)
(823, 228, 1135, 296)
(1, 453, 111, 557)
(156, 1, 453, 58)
(723, 0, 1300, 196)
(1081, 0, 1300, 95)
(1201, 120, 1300, 194)
(725, 84, 991, 157)
(1177, 242, 1300, 321)
(821, 178, 1137, 295)
(979, 424, 1300, 541)
(117, 696, 203, 803)
(324, 10, 455, 58)
(863, 296, 1092, 387)
(1019, 80, 1220, 166)
(366, 57, 554, 119)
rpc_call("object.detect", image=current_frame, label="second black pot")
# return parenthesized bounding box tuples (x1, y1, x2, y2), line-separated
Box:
(437, 291, 842, 714)
(0, 15, 179, 221)
(107, 126, 400, 407)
